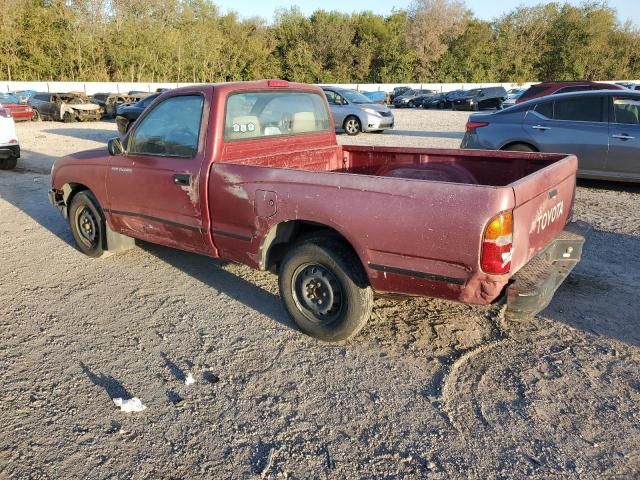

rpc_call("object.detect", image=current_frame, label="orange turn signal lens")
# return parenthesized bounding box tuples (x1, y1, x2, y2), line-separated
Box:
(481, 211, 514, 274)
(484, 211, 513, 241)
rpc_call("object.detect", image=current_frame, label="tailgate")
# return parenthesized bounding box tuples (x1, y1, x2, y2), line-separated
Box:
(509, 154, 578, 274)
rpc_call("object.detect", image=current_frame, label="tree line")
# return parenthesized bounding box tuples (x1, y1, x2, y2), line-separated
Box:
(0, 0, 638, 84)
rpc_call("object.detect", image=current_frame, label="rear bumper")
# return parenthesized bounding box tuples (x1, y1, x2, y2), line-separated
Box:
(0, 144, 20, 159)
(505, 221, 591, 320)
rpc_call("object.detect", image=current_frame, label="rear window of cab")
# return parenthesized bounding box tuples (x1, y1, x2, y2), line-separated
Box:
(224, 91, 330, 141)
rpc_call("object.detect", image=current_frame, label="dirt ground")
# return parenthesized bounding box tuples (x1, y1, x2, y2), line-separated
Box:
(1, 110, 639, 479)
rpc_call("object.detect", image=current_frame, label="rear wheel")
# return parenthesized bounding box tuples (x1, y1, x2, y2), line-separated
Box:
(69, 191, 105, 257)
(503, 143, 536, 152)
(343, 116, 361, 136)
(278, 238, 374, 341)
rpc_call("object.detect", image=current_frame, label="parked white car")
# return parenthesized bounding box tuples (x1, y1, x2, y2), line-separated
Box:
(0, 106, 20, 169)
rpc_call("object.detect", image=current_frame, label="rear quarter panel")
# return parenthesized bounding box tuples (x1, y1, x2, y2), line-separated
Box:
(208, 164, 515, 302)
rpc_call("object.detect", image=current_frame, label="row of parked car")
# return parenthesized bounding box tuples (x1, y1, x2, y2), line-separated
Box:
(0, 89, 163, 124)
(360, 81, 638, 112)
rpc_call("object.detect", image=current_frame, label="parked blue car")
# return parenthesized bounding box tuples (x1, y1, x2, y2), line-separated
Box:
(461, 89, 640, 182)
(361, 91, 387, 105)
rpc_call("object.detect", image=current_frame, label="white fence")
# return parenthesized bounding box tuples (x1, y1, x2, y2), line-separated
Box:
(1, 80, 638, 95)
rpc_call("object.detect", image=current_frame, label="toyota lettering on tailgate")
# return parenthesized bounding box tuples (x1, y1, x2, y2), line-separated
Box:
(534, 201, 564, 234)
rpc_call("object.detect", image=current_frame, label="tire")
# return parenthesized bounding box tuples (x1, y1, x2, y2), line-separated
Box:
(503, 143, 536, 152)
(278, 238, 374, 342)
(32, 109, 40, 122)
(343, 116, 361, 136)
(63, 111, 76, 123)
(0, 157, 17, 170)
(68, 191, 105, 257)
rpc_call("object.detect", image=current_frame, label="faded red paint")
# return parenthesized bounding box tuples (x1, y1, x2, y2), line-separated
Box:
(50, 80, 579, 306)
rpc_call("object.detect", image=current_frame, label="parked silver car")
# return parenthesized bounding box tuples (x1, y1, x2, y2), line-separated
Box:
(461, 90, 640, 182)
(322, 87, 394, 135)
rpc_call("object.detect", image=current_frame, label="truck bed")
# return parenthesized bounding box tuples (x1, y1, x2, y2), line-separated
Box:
(222, 140, 568, 187)
(340, 145, 568, 187)
(210, 143, 577, 305)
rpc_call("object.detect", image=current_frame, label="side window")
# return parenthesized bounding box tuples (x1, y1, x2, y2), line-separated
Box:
(128, 95, 203, 158)
(612, 97, 640, 125)
(324, 91, 338, 105)
(225, 91, 330, 140)
(532, 101, 553, 119)
(554, 96, 604, 122)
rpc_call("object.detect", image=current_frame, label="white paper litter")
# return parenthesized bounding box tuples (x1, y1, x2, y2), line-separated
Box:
(113, 397, 147, 413)
(184, 372, 195, 386)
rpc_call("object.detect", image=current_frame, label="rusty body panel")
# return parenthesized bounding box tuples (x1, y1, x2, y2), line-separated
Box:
(50, 80, 581, 309)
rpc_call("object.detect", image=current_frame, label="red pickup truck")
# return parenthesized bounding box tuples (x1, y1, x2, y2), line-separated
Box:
(49, 80, 588, 341)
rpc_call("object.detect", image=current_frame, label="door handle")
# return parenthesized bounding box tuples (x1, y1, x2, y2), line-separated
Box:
(532, 125, 551, 131)
(612, 134, 635, 141)
(173, 173, 191, 186)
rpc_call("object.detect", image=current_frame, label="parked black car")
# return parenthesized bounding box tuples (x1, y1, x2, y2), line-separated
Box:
(115, 93, 159, 135)
(421, 92, 448, 109)
(389, 86, 411, 103)
(393, 89, 436, 108)
(452, 87, 507, 111)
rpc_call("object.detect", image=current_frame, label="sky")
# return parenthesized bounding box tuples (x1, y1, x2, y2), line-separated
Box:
(213, 0, 638, 25)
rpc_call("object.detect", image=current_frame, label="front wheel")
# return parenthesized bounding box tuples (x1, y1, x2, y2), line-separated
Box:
(63, 111, 75, 123)
(32, 110, 41, 121)
(343, 116, 361, 136)
(69, 191, 105, 257)
(278, 238, 374, 342)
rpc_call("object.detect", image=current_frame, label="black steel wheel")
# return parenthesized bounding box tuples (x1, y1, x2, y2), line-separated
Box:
(69, 191, 105, 257)
(292, 263, 344, 325)
(278, 237, 374, 341)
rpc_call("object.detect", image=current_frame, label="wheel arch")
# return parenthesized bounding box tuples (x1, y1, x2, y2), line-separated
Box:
(343, 114, 363, 129)
(259, 220, 367, 276)
(500, 140, 539, 152)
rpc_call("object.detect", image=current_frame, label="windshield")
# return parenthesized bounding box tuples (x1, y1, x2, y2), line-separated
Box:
(519, 85, 547, 100)
(341, 90, 373, 104)
(141, 94, 159, 107)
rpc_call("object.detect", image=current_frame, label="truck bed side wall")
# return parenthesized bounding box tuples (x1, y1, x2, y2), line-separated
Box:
(207, 163, 515, 303)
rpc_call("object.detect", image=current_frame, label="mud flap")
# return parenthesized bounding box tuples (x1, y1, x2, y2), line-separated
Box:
(505, 221, 591, 321)
(103, 222, 136, 256)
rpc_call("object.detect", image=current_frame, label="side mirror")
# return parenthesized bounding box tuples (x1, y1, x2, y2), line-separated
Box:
(108, 137, 124, 156)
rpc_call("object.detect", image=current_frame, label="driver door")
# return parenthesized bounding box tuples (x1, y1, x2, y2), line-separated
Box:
(106, 93, 210, 254)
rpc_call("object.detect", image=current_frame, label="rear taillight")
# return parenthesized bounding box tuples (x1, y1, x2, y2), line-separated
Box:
(481, 211, 513, 275)
(465, 121, 488, 133)
(0, 107, 10, 118)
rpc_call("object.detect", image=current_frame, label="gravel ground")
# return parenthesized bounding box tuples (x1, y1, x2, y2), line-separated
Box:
(1, 110, 639, 479)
